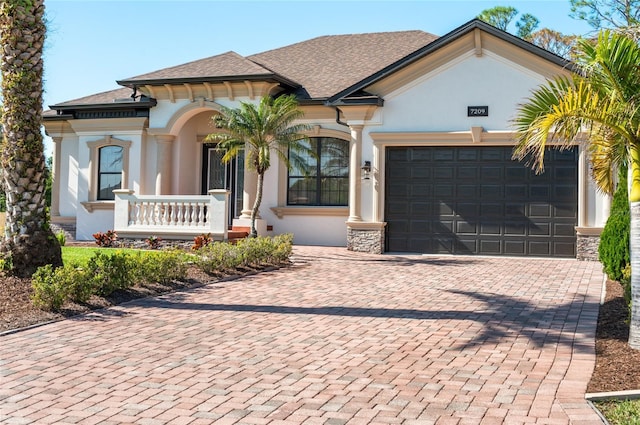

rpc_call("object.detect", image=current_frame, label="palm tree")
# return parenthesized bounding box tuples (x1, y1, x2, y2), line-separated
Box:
(512, 30, 640, 349)
(206, 95, 311, 238)
(0, 0, 62, 277)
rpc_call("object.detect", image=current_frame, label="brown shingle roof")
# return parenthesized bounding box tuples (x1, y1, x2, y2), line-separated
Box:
(249, 30, 438, 99)
(118, 51, 274, 83)
(50, 87, 134, 107)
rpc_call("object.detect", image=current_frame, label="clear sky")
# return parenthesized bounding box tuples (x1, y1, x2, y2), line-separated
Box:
(43, 0, 594, 111)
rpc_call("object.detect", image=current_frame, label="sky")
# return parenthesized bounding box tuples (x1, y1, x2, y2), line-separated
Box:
(43, 0, 595, 109)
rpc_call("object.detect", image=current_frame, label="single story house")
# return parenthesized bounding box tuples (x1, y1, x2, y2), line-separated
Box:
(44, 19, 609, 259)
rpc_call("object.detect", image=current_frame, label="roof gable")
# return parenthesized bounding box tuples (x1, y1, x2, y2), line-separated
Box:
(327, 19, 574, 104)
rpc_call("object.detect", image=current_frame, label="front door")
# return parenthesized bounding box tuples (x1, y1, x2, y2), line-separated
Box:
(202, 144, 244, 225)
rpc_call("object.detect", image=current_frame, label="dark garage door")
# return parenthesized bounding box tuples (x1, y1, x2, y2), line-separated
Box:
(385, 146, 577, 257)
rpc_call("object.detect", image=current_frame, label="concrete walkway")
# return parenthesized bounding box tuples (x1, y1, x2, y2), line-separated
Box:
(1, 246, 604, 424)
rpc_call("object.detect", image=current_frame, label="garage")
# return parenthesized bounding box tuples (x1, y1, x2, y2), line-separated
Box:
(385, 146, 578, 257)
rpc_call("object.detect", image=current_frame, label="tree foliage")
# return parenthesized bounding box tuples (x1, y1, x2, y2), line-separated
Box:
(570, 0, 640, 29)
(477, 5, 575, 58)
(512, 30, 640, 348)
(205, 95, 311, 238)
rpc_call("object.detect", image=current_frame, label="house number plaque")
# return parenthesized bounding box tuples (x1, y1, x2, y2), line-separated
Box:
(467, 106, 488, 117)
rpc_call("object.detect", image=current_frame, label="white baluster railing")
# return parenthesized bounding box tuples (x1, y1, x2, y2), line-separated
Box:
(113, 189, 230, 240)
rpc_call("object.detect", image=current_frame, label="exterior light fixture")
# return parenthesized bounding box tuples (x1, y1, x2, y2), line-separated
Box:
(361, 160, 372, 180)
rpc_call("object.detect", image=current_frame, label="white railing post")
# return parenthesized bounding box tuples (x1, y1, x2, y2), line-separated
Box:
(113, 189, 135, 231)
(208, 189, 230, 239)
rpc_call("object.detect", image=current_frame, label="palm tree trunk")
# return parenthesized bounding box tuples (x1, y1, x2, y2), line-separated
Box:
(629, 145, 640, 349)
(0, 0, 62, 277)
(250, 172, 264, 238)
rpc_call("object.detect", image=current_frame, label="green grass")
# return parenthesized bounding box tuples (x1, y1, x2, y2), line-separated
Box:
(61, 247, 146, 266)
(594, 399, 640, 425)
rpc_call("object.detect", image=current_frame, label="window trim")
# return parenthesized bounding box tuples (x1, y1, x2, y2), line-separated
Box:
(86, 136, 131, 203)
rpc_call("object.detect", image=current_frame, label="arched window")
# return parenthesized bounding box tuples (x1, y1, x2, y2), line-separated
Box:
(288, 137, 348, 206)
(97, 145, 123, 200)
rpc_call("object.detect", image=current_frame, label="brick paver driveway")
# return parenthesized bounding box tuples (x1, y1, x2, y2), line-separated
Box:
(1, 246, 604, 425)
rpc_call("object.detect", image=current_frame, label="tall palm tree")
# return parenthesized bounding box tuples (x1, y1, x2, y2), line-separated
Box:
(206, 95, 311, 238)
(512, 30, 640, 349)
(0, 0, 62, 276)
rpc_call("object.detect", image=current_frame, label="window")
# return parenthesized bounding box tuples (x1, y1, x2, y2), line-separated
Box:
(97, 145, 123, 200)
(288, 137, 349, 206)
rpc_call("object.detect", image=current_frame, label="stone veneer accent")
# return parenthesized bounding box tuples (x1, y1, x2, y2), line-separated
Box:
(347, 227, 385, 254)
(577, 234, 600, 261)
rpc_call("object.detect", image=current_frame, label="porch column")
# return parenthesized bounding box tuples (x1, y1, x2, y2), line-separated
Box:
(578, 146, 588, 227)
(50, 136, 62, 217)
(348, 124, 363, 222)
(155, 135, 174, 195)
(240, 147, 257, 219)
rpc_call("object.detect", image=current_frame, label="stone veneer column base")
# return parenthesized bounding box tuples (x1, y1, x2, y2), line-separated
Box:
(576, 227, 603, 261)
(346, 222, 386, 254)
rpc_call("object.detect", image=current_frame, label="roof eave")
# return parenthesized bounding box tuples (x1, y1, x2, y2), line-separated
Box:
(49, 98, 158, 111)
(327, 19, 576, 104)
(116, 74, 301, 90)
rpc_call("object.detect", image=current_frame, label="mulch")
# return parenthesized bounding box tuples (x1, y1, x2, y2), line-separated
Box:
(1, 266, 639, 393)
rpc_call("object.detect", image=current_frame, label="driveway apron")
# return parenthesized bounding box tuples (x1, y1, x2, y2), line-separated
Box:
(1, 246, 604, 425)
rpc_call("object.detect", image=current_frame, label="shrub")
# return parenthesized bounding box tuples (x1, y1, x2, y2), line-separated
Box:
(32, 265, 70, 311)
(197, 242, 241, 273)
(599, 168, 630, 282)
(195, 234, 293, 274)
(145, 235, 162, 250)
(192, 233, 213, 250)
(85, 251, 134, 295)
(136, 250, 188, 285)
(93, 230, 118, 248)
(56, 231, 66, 247)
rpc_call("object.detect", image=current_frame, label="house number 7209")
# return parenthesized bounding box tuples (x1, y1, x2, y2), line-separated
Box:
(467, 106, 488, 116)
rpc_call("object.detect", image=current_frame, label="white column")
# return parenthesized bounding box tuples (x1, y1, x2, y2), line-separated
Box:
(348, 125, 363, 222)
(50, 137, 62, 217)
(154, 135, 175, 195)
(240, 147, 257, 219)
(578, 146, 588, 227)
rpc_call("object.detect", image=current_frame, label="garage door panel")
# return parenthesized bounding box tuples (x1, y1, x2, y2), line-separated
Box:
(505, 185, 527, 199)
(480, 222, 501, 234)
(480, 240, 501, 254)
(456, 221, 478, 234)
(504, 221, 526, 235)
(529, 204, 552, 217)
(554, 223, 576, 236)
(529, 241, 552, 256)
(554, 242, 576, 256)
(457, 185, 477, 198)
(554, 203, 577, 218)
(529, 222, 551, 236)
(481, 166, 503, 180)
(385, 146, 577, 257)
(504, 240, 526, 255)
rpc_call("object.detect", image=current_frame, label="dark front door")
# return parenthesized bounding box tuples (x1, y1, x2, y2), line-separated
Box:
(202, 144, 244, 225)
(385, 146, 578, 257)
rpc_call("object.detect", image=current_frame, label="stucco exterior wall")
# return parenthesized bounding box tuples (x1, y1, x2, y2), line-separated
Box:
(58, 137, 79, 217)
